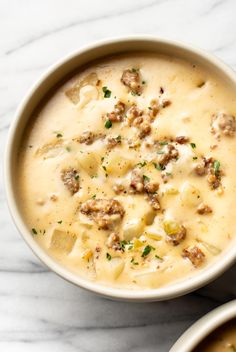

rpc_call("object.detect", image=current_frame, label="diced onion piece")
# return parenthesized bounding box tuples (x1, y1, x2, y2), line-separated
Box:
(198, 240, 221, 255)
(163, 220, 181, 235)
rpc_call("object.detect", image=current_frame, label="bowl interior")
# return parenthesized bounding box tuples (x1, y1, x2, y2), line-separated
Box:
(170, 299, 236, 351)
(5, 37, 236, 301)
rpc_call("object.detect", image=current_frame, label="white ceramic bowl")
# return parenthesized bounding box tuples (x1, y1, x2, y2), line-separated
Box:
(170, 299, 236, 351)
(4, 37, 236, 301)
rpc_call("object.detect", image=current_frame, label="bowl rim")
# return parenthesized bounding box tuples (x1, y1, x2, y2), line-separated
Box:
(4, 35, 236, 301)
(169, 299, 236, 351)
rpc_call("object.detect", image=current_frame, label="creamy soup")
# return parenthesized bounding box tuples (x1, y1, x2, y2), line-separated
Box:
(17, 53, 236, 289)
(193, 319, 236, 352)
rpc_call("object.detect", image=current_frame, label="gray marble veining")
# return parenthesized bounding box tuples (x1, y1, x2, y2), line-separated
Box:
(0, 0, 235, 351)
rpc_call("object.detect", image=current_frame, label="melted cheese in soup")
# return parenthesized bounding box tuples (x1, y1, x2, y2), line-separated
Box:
(17, 53, 236, 289)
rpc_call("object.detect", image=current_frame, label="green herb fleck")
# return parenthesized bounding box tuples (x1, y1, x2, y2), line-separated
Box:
(74, 174, 79, 181)
(159, 141, 168, 146)
(91, 194, 96, 199)
(106, 252, 112, 261)
(131, 68, 139, 73)
(56, 133, 63, 138)
(137, 161, 147, 168)
(148, 106, 152, 110)
(105, 119, 112, 129)
(91, 174, 98, 179)
(116, 135, 122, 141)
(102, 86, 111, 98)
(66, 146, 71, 152)
(213, 160, 220, 176)
(131, 258, 139, 265)
(193, 156, 198, 160)
(143, 175, 150, 182)
(101, 157, 104, 162)
(57, 220, 62, 224)
(190, 142, 196, 149)
(32, 228, 37, 235)
(155, 254, 163, 261)
(142, 80, 146, 85)
(141, 245, 155, 257)
(153, 162, 165, 171)
(120, 240, 128, 250)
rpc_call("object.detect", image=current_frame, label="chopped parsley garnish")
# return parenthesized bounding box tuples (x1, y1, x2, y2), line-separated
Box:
(101, 157, 104, 162)
(159, 141, 168, 146)
(116, 135, 122, 141)
(56, 133, 63, 138)
(131, 68, 139, 73)
(91, 174, 98, 179)
(166, 172, 172, 176)
(66, 146, 71, 152)
(57, 220, 62, 224)
(153, 162, 165, 171)
(106, 252, 112, 261)
(120, 240, 128, 250)
(102, 86, 111, 98)
(143, 175, 150, 182)
(31, 228, 37, 235)
(148, 106, 152, 110)
(105, 119, 112, 129)
(131, 258, 139, 265)
(142, 80, 146, 85)
(91, 194, 96, 199)
(74, 175, 79, 180)
(136, 161, 147, 168)
(190, 142, 196, 149)
(193, 156, 198, 160)
(157, 150, 165, 154)
(102, 165, 107, 171)
(213, 160, 220, 176)
(141, 245, 155, 257)
(155, 254, 163, 261)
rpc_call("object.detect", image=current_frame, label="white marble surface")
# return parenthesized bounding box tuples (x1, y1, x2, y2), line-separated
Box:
(0, 0, 236, 351)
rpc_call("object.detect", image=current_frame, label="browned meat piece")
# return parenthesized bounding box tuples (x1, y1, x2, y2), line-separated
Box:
(61, 168, 80, 195)
(197, 203, 213, 215)
(175, 136, 189, 144)
(148, 193, 161, 210)
(113, 183, 125, 194)
(121, 69, 142, 94)
(107, 232, 121, 250)
(144, 181, 159, 194)
(80, 199, 125, 229)
(78, 131, 95, 145)
(211, 112, 236, 137)
(166, 225, 186, 246)
(130, 168, 144, 193)
(107, 101, 126, 122)
(182, 246, 205, 267)
(126, 105, 143, 125)
(194, 161, 207, 176)
(194, 157, 222, 189)
(157, 144, 179, 168)
(106, 136, 121, 149)
(161, 98, 171, 108)
(137, 116, 152, 138)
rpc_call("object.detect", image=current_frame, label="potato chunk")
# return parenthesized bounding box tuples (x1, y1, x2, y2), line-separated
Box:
(50, 229, 77, 254)
(77, 151, 98, 176)
(180, 181, 202, 207)
(104, 152, 132, 176)
(123, 218, 144, 241)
